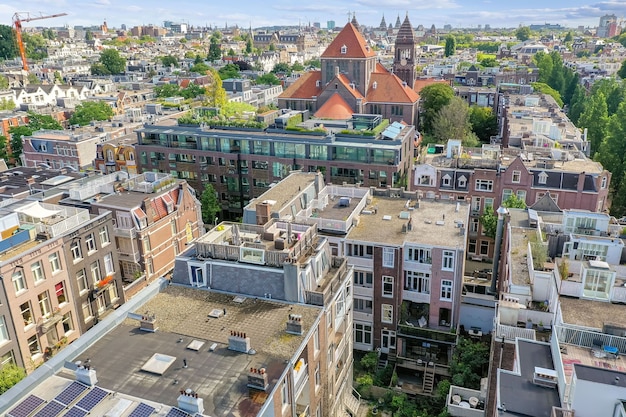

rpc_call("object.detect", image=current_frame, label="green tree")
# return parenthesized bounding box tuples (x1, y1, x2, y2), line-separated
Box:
(481, 195, 526, 239)
(419, 83, 454, 134)
(0, 135, 8, 161)
(205, 68, 227, 108)
(194, 54, 204, 64)
(271, 62, 291, 74)
(227, 48, 236, 57)
(69, 101, 114, 126)
(154, 83, 181, 98)
(531, 82, 563, 107)
(596, 101, 626, 193)
(291, 61, 304, 72)
(568, 84, 586, 124)
(200, 184, 220, 225)
(0, 25, 18, 60)
(449, 338, 490, 389)
(0, 364, 26, 394)
(578, 91, 608, 156)
(161, 55, 178, 67)
(0, 98, 15, 110)
(190, 62, 210, 74)
(469, 106, 498, 142)
(93, 49, 126, 75)
(180, 83, 206, 100)
(564, 31, 573, 42)
(22, 33, 48, 60)
(360, 351, 378, 373)
(218, 63, 240, 80)
(245, 38, 253, 54)
(26, 73, 39, 85)
(208, 33, 222, 62)
(444, 35, 456, 57)
(85, 29, 94, 41)
(256, 73, 281, 85)
(221, 101, 256, 118)
(304, 58, 320, 68)
(516, 26, 532, 41)
(431, 97, 476, 145)
(0, 75, 8, 89)
(9, 112, 62, 163)
(480, 57, 498, 67)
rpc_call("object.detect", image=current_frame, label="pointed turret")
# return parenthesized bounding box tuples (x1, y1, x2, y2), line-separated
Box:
(395, 14, 402, 29)
(379, 15, 387, 30)
(393, 14, 417, 87)
(351, 13, 360, 31)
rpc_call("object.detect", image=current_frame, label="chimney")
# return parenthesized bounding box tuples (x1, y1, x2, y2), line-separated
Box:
(177, 389, 204, 414)
(228, 330, 251, 353)
(76, 365, 98, 386)
(256, 201, 271, 225)
(247, 367, 269, 391)
(286, 314, 303, 335)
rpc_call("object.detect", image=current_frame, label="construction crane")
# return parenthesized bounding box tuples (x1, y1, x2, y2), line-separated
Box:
(13, 12, 67, 71)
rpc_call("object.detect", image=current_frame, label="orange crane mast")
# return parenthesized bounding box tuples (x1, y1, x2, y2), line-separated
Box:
(13, 12, 67, 71)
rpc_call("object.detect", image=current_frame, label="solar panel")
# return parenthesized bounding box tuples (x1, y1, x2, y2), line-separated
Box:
(128, 403, 156, 417)
(54, 381, 89, 406)
(7, 395, 45, 417)
(31, 401, 65, 417)
(165, 407, 190, 417)
(74, 387, 108, 411)
(63, 408, 87, 417)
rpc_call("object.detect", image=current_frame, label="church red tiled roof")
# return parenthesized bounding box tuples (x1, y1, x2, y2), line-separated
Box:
(279, 71, 322, 99)
(366, 73, 419, 103)
(314, 93, 354, 120)
(321, 23, 376, 59)
(413, 78, 449, 94)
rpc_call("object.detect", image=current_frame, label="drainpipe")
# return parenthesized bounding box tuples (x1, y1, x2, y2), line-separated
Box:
(490, 207, 509, 296)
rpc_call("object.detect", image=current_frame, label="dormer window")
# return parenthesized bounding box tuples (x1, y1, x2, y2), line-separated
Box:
(442, 174, 451, 187)
(316, 80, 321, 87)
(458, 175, 467, 188)
(372, 81, 377, 89)
(538, 171, 548, 185)
(340, 44, 347, 54)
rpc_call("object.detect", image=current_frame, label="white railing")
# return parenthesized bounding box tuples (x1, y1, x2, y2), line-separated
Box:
(403, 290, 431, 304)
(559, 280, 581, 297)
(555, 324, 626, 352)
(496, 323, 536, 341)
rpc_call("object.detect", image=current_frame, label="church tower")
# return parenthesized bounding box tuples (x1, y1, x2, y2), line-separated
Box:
(393, 14, 416, 87)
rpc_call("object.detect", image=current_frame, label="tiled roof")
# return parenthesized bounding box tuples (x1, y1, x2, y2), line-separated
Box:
(373, 62, 390, 73)
(413, 78, 449, 94)
(180, 79, 191, 88)
(335, 74, 365, 99)
(366, 73, 419, 103)
(152, 197, 168, 220)
(321, 23, 376, 59)
(279, 71, 322, 99)
(314, 93, 354, 119)
(396, 15, 415, 42)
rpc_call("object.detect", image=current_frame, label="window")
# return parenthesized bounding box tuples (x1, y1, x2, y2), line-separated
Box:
(468, 239, 477, 254)
(381, 304, 393, 323)
(484, 198, 494, 209)
(512, 170, 521, 183)
(442, 174, 451, 187)
(475, 179, 493, 192)
(55, 282, 67, 305)
(601, 176, 607, 189)
(31, 261, 45, 283)
(171, 220, 177, 235)
(405, 271, 430, 293)
(103, 253, 114, 276)
(27, 335, 41, 356)
(327, 344, 334, 365)
(537, 171, 548, 185)
(85, 234, 96, 253)
(441, 280, 452, 300)
(354, 323, 372, 345)
(407, 247, 432, 264)
(143, 238, 151, 253)
(502, 188, 513, 202)
(442, 250, 454, 271)
(458, 175, 467, 188)
(107, 282, 119, 302)
(470, 218, 479, 233)
(62, 312, 73, 334)
(281, 379, 289, 407)
(70, 240, 82, 261)
(340, 44, 347, 54)
(383, 247, 395, 268)
(99, 226, 110, 245)
(472, 197, 481, 212)
(315, 362, 321, 388)
(353, 298, 373, 313)
(346, 243, 373, 258)
(314, 326, 320, 352)
(38, 291, 51, 317)
(20, 301, 33, 327)
(516, 190, 527, 203)
(0, 351, 14, 367)
(76, 269, 88, 293)
(0, 316, 9, 343)
(147, 258, 154, 276)
(12, 270, 26, 293)
(354, 271, 373, 287)
(382, 276, 394, 298)
(480, 240, 489, 255)
(82, 301, 93, 322)
(90, 261, 101, 284)
(44, 255, 59, 280)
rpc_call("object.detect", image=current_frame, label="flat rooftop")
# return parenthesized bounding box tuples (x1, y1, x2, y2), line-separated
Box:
(561, 345, 626, 384)
(559, 296, 626, 330)
(246, 172, 316, 213)
(346, 198, 469, 247)
(73, 286, 320, 417)
(509, 226, 533, 286)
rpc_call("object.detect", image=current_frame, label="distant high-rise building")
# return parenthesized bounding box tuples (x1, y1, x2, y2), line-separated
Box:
(163, 20, 173, 28)
(313, 21, 320, 29)
(121, 24, 126, 30)
(597, 14, 619, 38)
(327, 20, 335, 29)
(444, 24, 452, 31)
(485, 24, 491, 30)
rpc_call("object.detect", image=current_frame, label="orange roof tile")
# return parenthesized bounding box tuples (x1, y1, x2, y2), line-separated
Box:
(180, 79, 191, 88)
(314, 93, 354, 120)
(279, 71, 322, 99)
(413, 78, 449, 94)
(321, 23, 376, 59)
(366, 73, 419, 104)
(373, 62, 389, 73)
(335, 74, 365, 99)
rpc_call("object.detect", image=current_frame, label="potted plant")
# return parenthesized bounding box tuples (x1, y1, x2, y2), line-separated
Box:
(526, 318, 533, 329)
(538, 321, 544, 331)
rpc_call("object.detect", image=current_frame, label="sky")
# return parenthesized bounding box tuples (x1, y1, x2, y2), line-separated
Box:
(2, 0, 626, 30)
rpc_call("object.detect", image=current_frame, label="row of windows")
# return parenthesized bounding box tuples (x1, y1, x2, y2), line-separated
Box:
(18, 281, 68, 329)
(70, 227, 111, 262)
(11, 252, 64, 294)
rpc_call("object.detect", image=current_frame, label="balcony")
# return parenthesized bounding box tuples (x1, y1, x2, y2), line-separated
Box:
(114, 227, 137, 238)
(40, 313, 62, 333)
(403, 289, 431, 304)
(118, 249, 140, 263)
(398, 324, 458, 345)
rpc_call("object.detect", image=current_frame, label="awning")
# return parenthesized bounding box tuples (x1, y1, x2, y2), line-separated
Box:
(14, 202, 60, 219)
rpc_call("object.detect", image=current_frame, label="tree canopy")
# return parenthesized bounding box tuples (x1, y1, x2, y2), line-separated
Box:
(190, 62, 210, 74)
(0, 25, 17, 60)
(444, 35, 456, 57)
(200, 184, 220, 225)
(419, 83, 454, 134)
(9, 112, 62, 164)
(0, 364, 26, 394)
(69, 101, 114, 126)
(204, 68, 227, 108)
(431, 97, 479, 147)
(218, 63, 240, 80)
(516, 26, 532, 41)
(91, 49, 126, 75)
(256, 72, 281, 85)
(161, 55, 179, 67)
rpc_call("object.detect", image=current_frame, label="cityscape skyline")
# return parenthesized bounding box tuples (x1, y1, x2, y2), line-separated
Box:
(2, 0, 626, 30)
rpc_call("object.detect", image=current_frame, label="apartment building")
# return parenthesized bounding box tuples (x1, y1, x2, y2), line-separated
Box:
(94, 139, 139, 175)
(0, 199, 122, 371)
(22, 129, 108, 170)
(170, 219, 356, 416)
(135, 118, 414, 219)
(88, 172, 203, 282)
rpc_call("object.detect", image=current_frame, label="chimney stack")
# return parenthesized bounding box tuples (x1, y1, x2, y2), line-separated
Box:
(286, 314, 303, 335)
(228, 330, 251, 353)
(177, 389, 204, 414)
(247, 367, 269, 391)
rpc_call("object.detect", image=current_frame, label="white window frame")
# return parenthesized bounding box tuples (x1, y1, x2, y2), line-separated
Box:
(601, 176, 607, 189)
(442, 174, 451, 187)
(382, 247, 395, 268)
(354, 270, 373, 287)
(12, 270, 26, 293)
(38, 291, 51, 317)
(76, 269, 88, 293)
(70, 240, 82, 261)
(62, 312, 73, 335)
(512, 170, 521, 183)
(405, 270, 430, 293)
(31, 261, 45, 283)
(538, 171, 548, 185)
(475, 179, 494, 192)
(382, 275, 394, 298)
(90, 261, 101, 284)
(442, 250, 455, 271)
(354, 322, 372, 346)
(85, 233, 96, 253)
(103, 253, 115, 276)
(82, 301, 94, 323)
(99, 226, 110, 246)
(441, 280, 453, 300)
(49, 252, 61, 274)
(381, 304, 393, 324)
(0, 316, 9, 343)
